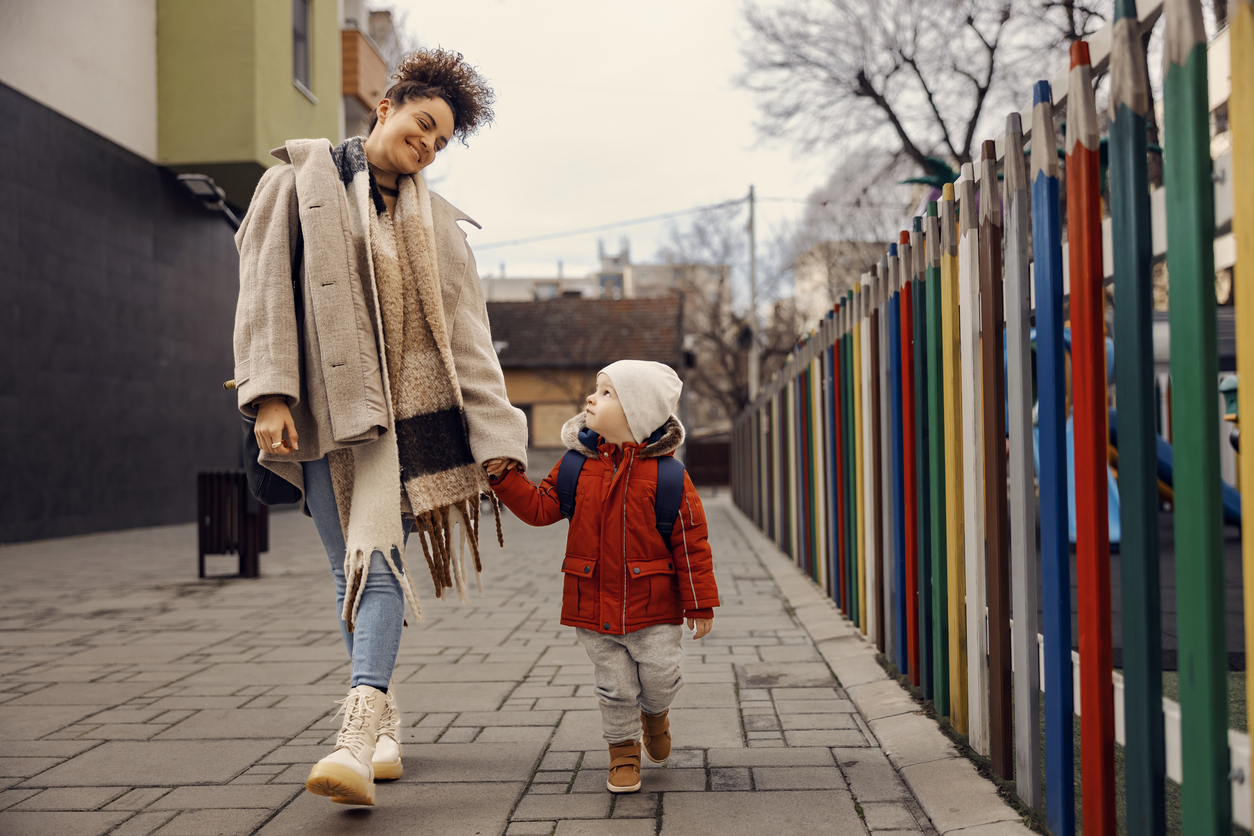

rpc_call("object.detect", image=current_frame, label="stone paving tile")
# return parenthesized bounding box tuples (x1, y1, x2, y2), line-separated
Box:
(0, 810, 133, 835)
(660, 790, 865, 836)
(554, 820, 656, 836)
(861, 801, 923, 830)
(9, 787, 129, 810)
(153, 808, 271, 835)
(513, 793, 613, 821)
(752, 766, 845, 790)
(0, 496, 1032, 834)
(149, 785, 301, 809)
(21, 740, 284, 787)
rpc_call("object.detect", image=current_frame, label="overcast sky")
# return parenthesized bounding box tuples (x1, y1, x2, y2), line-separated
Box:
(388, 0, 822, 280)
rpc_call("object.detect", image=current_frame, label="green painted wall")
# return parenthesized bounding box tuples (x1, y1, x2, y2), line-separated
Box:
(158, 0, 340, 207)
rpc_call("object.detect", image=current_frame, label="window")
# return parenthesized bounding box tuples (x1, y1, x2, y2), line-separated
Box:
(293, 0, 312, 92)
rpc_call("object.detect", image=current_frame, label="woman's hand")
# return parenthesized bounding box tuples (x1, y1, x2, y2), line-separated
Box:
(686, 618, 713, 640)
(255, 397, 298, 455)
(484, 458, 521, 478)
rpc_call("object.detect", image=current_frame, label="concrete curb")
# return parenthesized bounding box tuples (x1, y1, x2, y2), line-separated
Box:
(725, 506, 1034, 836)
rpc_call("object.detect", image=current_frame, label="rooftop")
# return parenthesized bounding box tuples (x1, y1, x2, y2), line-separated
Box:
(487, 296, 683, 369)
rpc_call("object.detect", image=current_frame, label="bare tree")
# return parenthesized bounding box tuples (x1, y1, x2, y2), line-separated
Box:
(740, 0, 1032, 170)
(655, 207, 805, 423)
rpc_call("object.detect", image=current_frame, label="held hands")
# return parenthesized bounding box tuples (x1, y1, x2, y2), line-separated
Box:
(484, 458, 521, 479)
(255, 397, 299, 455)
(686, 618, 713, 640)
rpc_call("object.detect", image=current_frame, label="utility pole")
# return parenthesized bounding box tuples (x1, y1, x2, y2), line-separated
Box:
(748, 184, 760, 398)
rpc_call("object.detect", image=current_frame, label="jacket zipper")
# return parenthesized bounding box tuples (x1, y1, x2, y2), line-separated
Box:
(619, 447, 636, 636)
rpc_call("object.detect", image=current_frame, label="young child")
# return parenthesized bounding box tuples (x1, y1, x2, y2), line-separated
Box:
(487, 360, 719, 793)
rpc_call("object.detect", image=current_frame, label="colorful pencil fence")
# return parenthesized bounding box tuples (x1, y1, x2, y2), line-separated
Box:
(729, 0, 1252, 829)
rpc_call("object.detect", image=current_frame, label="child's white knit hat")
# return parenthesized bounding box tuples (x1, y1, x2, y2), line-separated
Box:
(599, 360, 683, 444)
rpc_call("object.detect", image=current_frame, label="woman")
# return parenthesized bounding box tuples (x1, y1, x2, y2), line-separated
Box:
(232, 49, 527, 807)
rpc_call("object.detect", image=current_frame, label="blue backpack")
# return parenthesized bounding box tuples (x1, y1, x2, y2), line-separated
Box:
(556, 425, 687, 548)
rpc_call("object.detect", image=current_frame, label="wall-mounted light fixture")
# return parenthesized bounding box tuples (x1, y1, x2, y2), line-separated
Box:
(177, 174, 241, 231)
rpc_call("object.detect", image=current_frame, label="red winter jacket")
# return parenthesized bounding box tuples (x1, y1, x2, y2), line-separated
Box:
(490, 413, 719, 635)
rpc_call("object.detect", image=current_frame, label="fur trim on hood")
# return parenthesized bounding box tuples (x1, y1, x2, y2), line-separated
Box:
(560, 412, 685, 460)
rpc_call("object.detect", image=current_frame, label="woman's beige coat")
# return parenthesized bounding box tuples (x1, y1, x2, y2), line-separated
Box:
(232, 139, 527, 500)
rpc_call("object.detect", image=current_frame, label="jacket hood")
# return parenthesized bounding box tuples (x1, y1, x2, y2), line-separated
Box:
(269, 139, 481, 229)
(560, 412, 685, 459)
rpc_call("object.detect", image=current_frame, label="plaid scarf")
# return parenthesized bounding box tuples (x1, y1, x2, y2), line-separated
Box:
(326, 138, 499, 631)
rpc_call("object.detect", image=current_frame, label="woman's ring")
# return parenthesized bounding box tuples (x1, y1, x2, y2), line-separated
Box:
(271, 441, 283, 449)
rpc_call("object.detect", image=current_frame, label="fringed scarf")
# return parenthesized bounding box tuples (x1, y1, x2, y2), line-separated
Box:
(326, 137, 503, 632)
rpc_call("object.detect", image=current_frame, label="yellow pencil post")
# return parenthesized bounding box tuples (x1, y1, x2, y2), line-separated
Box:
(940, 183, 968, 734)
(1232, 0, 1254, 812)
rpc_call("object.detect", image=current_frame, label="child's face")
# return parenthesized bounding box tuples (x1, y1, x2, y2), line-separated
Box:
(585, 374, 635, 445)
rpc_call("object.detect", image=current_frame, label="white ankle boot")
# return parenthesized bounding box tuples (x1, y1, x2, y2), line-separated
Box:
(305, 685, 384, 806)
(372, 688, 403, 780)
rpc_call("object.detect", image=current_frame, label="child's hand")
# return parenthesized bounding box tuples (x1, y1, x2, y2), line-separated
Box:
(484, 458, 520, 478)
(686, 618, 713, 640)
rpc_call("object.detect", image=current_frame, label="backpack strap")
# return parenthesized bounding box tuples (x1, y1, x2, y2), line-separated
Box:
(655, 456, 686, 548)
(556, 449, 587, 519)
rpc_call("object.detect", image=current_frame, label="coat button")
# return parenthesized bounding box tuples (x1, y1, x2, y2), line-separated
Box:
(633, 567, 641, 575)
(668, 563, 673, 569)
(603, 623, 611, 630)
(583, 566, 590, 574)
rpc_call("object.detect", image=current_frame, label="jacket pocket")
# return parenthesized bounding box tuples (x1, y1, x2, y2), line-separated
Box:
(627, 559, 679, 616)
(561, 557, 598, 621)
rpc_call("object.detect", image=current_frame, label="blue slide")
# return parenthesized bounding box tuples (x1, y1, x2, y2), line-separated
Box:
(1032, 422, 1123, 546)
(1107, 408, 1242, 529)
(1028, 328, 1242, 544)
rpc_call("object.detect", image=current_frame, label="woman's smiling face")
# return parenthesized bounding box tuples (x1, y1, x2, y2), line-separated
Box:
(365, 96, 455, 175)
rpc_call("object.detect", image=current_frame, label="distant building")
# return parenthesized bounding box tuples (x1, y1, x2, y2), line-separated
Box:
(486, 298, 684, 447)
(482, 275, 597, 302)
(0, 0, 378, 541)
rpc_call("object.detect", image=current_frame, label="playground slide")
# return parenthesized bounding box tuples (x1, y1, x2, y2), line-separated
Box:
(1032, 423, 1123, 546)
(1027, 330, 1242, 543)
(1107, 408, 1242, 528)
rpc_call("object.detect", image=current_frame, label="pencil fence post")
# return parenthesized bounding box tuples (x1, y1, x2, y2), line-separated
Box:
(1231, 0, 1254, 817)
(877, 253, 892, 656)
(1110, 3, 1166, 831)
(978, 141, 1013, 782)
(890, 237, 909, 676)
(940, 184, 967, 735)
(1031, 78, 1075, 836)
(905, 219, 923, 688)
(1164, 1, 1230, 830)
(912, 218, 933, 701)
(926, 203, 950, 716)
(957, 164, 990, 758)
(1003, 112, 1041, 810)
(1067, 40, 1116, 834)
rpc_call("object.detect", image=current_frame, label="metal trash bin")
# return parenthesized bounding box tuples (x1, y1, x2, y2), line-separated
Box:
(197, 471, 268, 578)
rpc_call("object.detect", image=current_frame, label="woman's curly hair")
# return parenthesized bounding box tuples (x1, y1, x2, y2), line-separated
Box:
(366, 48, 495, 143)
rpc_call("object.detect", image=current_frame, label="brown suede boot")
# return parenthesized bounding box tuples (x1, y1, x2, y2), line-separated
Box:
(607, 740, 642, 793)
(640, 709, 671, 765)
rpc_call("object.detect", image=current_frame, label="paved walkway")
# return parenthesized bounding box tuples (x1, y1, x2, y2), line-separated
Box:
(0, 490, 1031, 836)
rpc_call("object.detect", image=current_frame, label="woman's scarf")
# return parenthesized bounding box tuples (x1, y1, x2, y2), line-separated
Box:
(326, 137, 498, 632)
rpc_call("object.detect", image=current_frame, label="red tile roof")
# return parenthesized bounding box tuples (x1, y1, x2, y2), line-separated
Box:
(486, 297, 683, 369)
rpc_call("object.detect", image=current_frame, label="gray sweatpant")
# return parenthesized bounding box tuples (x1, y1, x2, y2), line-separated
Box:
(576, 624, 685, 743)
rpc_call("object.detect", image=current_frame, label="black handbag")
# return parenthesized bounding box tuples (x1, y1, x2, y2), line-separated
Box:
(238, 223, 305, 506)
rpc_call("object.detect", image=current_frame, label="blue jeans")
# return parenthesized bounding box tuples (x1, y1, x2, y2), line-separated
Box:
(303, 456, 409, 691)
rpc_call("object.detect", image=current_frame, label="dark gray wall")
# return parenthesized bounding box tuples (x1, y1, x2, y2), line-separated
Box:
(1, 83, 242, 542)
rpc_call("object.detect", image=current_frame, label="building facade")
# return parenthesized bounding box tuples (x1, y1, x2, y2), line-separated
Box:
(486, 298, 685, 448)
(0, 0, 388, 542)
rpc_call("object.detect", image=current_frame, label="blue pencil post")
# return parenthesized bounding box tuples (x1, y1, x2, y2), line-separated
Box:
(890, 238, 908, 675)
(1031, 79, 1075, 836)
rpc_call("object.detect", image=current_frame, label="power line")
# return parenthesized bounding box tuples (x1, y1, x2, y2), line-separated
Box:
(473, 197, 747, 250)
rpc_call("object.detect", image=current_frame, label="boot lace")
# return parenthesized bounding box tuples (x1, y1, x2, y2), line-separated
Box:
(331, 689, 378, 755)
(377, 691, 399, 740)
